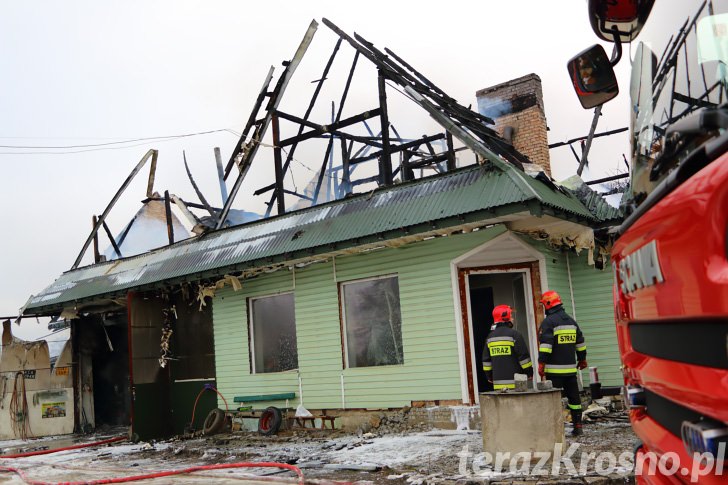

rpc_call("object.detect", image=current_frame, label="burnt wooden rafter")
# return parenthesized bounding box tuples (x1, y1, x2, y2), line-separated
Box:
(312, 49, 365, 204)
(101, 220, 122, 258)
(349, 133, 445, 165)
(276, 109, 383, 147)
(271, 115, 286, 215)
(376, 70, 393, 186)
(72, 149, 157, 269)
(217, 20, 319, 230)
(223, 66, 275, 180)
(184, 150, 217, 220)
(261, 39, 346, 216)
(215, 17, 543, 231)
(322, 19, 535, 171)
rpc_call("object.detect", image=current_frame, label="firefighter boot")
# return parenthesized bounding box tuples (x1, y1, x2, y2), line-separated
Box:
(570, 411, 583, 436)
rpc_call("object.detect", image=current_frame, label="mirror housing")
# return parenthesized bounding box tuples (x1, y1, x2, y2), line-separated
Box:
(588, 0, 654, 42)
(567, 44, 619, 109)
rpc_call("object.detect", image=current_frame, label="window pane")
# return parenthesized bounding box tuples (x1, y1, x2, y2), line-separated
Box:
(343, 277, 404, 368)
(250, 294, 298, 373)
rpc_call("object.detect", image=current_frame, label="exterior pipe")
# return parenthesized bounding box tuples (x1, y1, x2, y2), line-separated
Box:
(565, 252, 577, 320)
(340, 373, 346, 409)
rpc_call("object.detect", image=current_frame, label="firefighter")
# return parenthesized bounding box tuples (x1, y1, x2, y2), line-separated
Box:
(482, 304, 533, 390)
(537, 290, 588, 436)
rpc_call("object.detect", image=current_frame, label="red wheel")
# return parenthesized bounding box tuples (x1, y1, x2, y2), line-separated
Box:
(258, 406, 282, 436)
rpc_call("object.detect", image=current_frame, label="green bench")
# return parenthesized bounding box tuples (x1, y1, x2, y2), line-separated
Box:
(233, 392, 296, 404)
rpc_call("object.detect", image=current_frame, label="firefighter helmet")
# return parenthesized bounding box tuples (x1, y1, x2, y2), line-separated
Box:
(540, 290, 563, 310)
(492, 304, 513, 323)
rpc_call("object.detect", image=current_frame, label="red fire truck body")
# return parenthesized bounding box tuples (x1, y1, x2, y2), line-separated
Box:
(573, 1, 728, 483)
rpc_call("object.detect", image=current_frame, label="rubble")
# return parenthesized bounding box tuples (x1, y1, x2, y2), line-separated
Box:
(0, 412, 637, 483)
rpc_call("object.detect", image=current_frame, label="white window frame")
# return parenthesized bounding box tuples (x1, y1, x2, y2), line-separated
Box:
(339, 274, 404, 369)
(248, 291, 297, 374)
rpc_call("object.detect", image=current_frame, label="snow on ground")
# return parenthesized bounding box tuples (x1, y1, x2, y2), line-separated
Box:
(0, 419, 637, 484)
(326, 430, 480, 468)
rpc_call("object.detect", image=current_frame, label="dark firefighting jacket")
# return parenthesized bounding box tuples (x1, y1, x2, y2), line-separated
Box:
(482, 322, 533, 389)
(538, 305, 587, 375)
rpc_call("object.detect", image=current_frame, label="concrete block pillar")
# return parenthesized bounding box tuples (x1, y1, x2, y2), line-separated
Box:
(479, 389, 564, 460)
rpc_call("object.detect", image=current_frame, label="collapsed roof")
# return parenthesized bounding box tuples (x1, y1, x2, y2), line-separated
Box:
(24, 18, 621, 316)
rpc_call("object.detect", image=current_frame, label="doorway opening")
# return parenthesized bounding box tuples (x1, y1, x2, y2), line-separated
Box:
(73, 312, 131, 432)
(459, 263, 542, 402)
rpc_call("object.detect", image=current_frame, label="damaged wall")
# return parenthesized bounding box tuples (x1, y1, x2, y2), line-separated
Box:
(128, 291, 217, 439)
(212, 224, 620, 412)
(0, 320, 74, 440)
(528, 239, 621, 385)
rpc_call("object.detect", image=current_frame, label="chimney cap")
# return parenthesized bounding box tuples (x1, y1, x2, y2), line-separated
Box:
(475, 73, 542, 98)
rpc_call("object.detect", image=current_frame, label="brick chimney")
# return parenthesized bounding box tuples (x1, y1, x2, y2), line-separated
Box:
(476, 73, 551, 176)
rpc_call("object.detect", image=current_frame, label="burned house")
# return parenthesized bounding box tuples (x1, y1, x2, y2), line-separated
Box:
(21, 19, 622, 438)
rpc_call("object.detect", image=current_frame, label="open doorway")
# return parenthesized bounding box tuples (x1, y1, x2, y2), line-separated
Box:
(460, 264, 542, 402)
(73, 312, 131, 432)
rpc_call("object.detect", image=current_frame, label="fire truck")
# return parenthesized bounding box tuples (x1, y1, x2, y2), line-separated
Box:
(568, 1, 728, 483)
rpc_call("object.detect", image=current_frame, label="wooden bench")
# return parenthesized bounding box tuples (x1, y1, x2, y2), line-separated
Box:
(293, 414, 337, 430)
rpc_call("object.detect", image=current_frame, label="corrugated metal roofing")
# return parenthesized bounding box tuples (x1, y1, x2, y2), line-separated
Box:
(577, 187, 623, 222)
(558, 174, 623, 223)
(27, 165, 600, 312)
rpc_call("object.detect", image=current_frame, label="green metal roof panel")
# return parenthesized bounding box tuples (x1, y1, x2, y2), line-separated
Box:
(519, 173, 598, 220)
(27, 165, 598, 312)
(578, 187, 623, 222)
(557, 174, 623, 223)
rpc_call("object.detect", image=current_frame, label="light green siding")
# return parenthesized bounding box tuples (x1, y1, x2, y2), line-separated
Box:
(213, 225, 507, 409)
(537, 241, 576, 316)
(213, 225, 622, 410)
(567, 252, 622, 386)
(525, 240, 621, 387)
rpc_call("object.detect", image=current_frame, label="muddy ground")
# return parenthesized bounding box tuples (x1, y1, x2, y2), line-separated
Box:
(0, 415, 636, 484)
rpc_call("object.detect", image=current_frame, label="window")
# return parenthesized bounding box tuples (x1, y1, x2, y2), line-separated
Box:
(249, 293, 298, 373)
(341, 275, 404, 368)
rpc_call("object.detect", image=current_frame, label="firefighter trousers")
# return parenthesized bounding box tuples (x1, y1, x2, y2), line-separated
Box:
(549, 374, 582, 425)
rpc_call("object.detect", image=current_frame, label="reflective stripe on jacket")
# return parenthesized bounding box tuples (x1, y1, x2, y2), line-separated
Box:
(538, 305, 586, 375)
(482, 322, 533, 386)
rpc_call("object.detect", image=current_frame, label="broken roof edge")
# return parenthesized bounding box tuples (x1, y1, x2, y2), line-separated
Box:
(23, 204, 536, 316)
(51, 164, 499, 275)
(25, 164, 602, 316)
(60, 160, 598, 273)
(558, 174, 624, 223)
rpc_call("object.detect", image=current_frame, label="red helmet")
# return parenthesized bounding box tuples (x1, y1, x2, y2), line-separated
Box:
(540, 290, 562, 310)
(492, 304, 513, 323)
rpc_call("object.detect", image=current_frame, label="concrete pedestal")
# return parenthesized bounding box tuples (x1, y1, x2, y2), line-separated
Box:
(479, 389, 564, 460)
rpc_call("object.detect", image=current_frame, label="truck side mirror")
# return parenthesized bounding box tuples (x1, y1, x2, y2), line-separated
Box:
(588, 0, 654, 43)
(567, 44, 619, 109)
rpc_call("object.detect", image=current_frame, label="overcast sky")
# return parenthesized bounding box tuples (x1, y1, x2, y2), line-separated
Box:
(0, 1, 631, 340)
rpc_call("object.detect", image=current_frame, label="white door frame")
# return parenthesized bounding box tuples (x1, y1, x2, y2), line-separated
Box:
(449, 231, 547, 404)
(464, 268, 540, 400)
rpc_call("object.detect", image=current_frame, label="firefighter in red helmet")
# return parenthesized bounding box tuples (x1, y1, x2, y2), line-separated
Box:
(538, 290, 588, 436)
(482, 304, 533, 390)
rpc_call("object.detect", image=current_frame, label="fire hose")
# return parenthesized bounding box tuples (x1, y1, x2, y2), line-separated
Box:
(189, 383, 229, 431)
(0, 435, 305, 484)
(0, 436, 126, 459)
(0, 462, 304, 485)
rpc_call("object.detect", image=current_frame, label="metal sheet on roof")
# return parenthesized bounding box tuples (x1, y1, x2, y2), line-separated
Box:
(27, 165, 597, 311)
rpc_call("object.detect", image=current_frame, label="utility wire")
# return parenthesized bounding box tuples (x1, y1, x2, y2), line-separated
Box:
(0, 128, 235, 149)
(0, 129, 240, 155)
